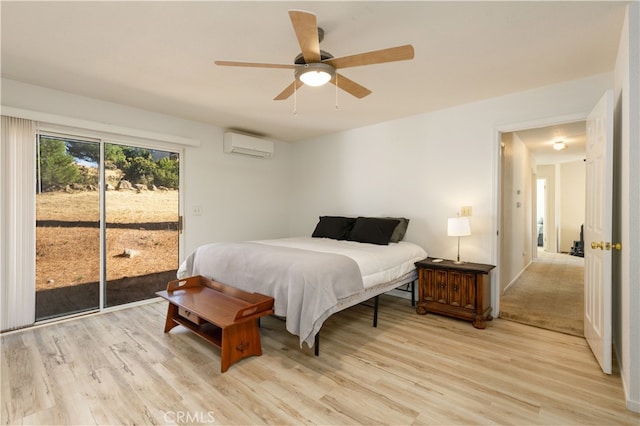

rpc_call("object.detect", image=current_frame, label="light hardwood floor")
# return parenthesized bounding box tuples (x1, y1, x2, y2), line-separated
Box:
(2, 295, 638, 425)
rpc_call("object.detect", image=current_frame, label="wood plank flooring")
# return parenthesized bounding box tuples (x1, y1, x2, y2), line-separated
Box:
(2, 295, 638, 425)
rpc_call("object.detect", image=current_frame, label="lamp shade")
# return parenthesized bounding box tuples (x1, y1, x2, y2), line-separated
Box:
(448, 216, 471, 237)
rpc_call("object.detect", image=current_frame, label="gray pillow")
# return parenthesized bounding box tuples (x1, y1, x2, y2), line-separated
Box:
(386, 217, 410, 243)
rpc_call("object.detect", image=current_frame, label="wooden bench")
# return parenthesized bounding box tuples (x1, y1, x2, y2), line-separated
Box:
(156, 275, 274, 372)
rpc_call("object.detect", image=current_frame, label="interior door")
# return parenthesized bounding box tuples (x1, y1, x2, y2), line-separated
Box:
(584, 90, 614, 374)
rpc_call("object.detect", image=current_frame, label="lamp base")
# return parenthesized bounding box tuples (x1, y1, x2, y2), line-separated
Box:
(453, 236, 466, 265)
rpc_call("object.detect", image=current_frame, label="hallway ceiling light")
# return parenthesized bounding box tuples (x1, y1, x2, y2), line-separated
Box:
(553, 140, 567, 150)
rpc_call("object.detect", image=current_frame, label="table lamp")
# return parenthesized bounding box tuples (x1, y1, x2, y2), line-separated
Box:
(448, 216, 471, 264)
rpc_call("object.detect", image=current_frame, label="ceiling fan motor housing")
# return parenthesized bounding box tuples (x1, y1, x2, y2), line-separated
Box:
(295, 62, 335, 86)
(294, 50, 334, 65)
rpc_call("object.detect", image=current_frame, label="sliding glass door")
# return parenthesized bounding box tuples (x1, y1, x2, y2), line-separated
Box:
(35, 135, 181, 320)
(104, 144, 180, 307)
(35, 135, 101, 320)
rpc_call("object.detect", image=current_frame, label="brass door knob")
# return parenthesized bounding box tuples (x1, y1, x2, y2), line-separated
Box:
(591, 241, 622, 250)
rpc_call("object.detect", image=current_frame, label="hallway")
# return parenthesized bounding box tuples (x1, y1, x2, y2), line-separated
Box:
(500, 249, 584, 336)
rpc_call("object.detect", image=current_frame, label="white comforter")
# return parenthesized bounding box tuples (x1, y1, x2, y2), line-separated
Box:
(255, 237, 427, 288)
(177, 237, 427, 347)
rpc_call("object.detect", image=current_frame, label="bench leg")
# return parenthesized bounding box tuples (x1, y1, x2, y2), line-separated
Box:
(220, 320, 262, 373)
(163, 303, 179, 333)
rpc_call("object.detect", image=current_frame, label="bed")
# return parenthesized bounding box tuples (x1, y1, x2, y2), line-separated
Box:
(176, 216, 428, 350)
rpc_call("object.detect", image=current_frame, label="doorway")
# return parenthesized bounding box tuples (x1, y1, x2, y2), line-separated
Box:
(498, 121, 586, 335)
(536, 178, 545, 249)
(35, 134, 181, 320)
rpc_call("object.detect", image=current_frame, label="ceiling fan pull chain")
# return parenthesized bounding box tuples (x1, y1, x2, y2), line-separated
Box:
(293, 82, 297, 116)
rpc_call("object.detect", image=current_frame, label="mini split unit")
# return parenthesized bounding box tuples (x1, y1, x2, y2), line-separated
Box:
(223, 132, 274, 158)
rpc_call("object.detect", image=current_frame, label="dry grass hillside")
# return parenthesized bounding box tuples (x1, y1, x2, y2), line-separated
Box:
(36, 189, 179, 291)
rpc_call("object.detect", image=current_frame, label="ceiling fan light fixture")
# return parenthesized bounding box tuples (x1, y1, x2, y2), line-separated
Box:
(295, 63, 335, 87)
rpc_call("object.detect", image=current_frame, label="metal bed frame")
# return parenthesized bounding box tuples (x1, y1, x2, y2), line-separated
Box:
(312, 277, 416, 356)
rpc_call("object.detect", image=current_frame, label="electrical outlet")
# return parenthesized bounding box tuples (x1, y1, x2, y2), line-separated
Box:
(460, 206, 472, 217)
(193, 205, 203, 216)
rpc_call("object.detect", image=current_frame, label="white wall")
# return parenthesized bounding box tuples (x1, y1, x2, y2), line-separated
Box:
(559, 160, 586, 252)
(1, 78, 294, 257)
(512, 133, 534, 272)
(537, 164, 557, 253)
(613, 2, 639, 412)
(499, 132, 534, 294)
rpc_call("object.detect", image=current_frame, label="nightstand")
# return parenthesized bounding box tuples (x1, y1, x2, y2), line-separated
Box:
(414, 257, 495, 328)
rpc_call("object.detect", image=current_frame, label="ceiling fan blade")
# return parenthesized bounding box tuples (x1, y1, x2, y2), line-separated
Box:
(331, 73, 372, 99)
(274, 80, 304, 101)
(215, 60, 296, 70)
(288, 10, 321, 63)
(324, 45, 415, 69)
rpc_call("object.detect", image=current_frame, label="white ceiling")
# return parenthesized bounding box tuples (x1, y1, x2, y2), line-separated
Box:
(514, 121, 587, 165)
(0, 1, 628, 143)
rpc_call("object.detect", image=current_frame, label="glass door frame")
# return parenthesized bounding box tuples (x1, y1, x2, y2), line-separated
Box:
(102, 139, 183, 310)
(34, 129, 184, 322)
(35, 132, 102, 321)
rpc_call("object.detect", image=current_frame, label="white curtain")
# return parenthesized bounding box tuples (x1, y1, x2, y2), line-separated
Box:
(1, 116, 36, 331)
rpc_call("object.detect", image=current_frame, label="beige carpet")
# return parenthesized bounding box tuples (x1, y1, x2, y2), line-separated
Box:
(499, 249, 584, 336)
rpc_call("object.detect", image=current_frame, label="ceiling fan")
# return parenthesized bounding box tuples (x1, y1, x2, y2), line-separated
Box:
(215, 10, 415, 101)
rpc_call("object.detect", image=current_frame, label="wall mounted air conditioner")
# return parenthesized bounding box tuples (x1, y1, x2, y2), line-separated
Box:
(223, 132, 274, 158)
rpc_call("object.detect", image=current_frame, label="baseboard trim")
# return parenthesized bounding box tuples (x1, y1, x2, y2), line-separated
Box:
(503, 260, 533, 293)
(617, 345, 640, 413)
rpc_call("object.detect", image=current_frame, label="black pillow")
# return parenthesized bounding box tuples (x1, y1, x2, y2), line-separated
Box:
(347, 217, 400, 245)
(311, 216, 356, 240)
(386, 217, 410, 243)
